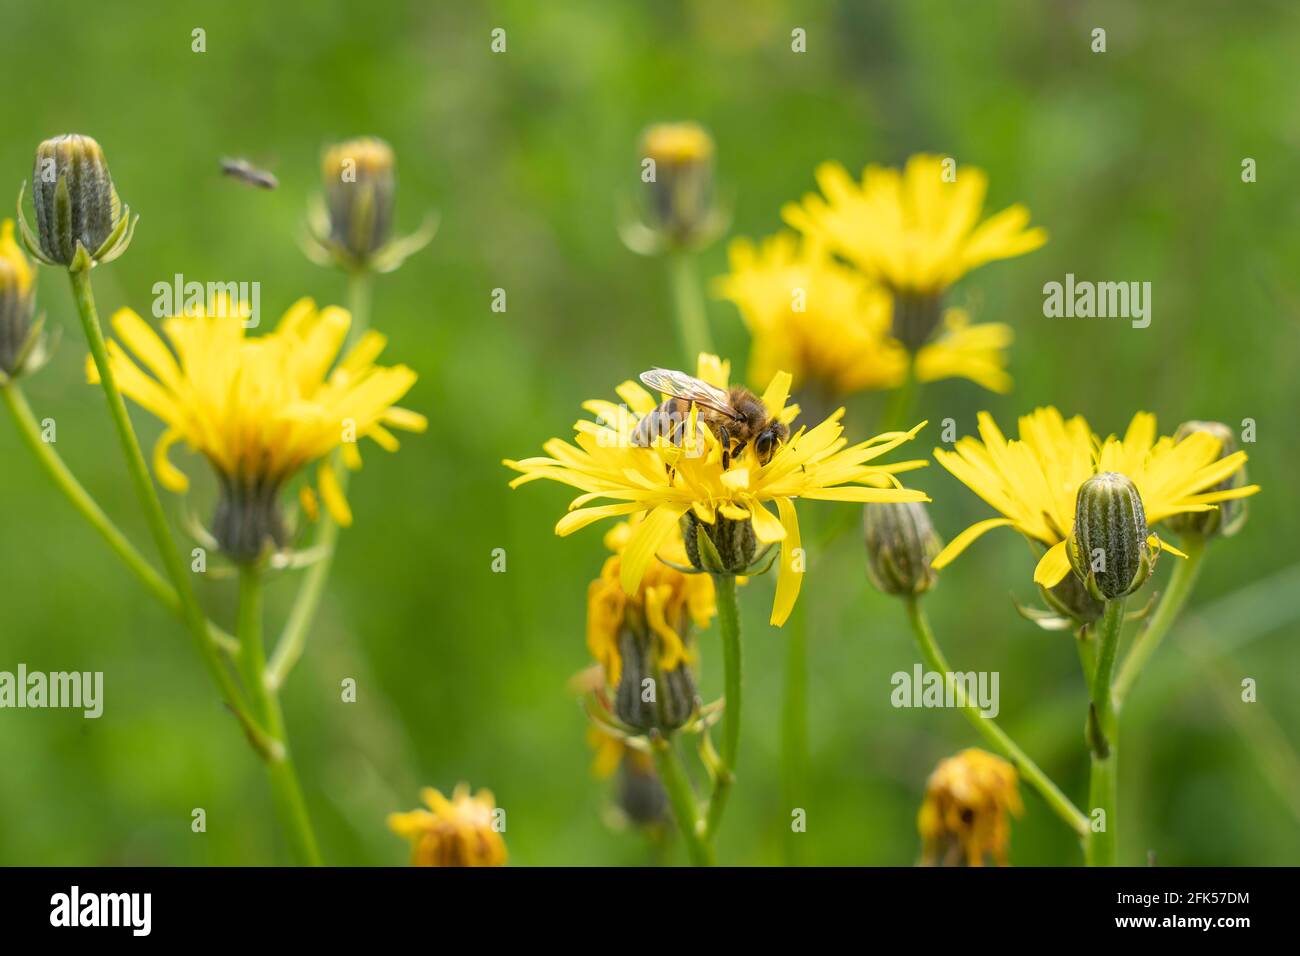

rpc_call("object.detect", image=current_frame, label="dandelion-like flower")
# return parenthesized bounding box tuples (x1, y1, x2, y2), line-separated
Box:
(505, 354, 928, 625)
(931, 407, 1259, 592)
(918, 748, 1023, 867)
(782, 154, 1045, 349)
(86, 298, 426, 561)
(715, 232, 1014, 398)
(388, 784, 507, 867)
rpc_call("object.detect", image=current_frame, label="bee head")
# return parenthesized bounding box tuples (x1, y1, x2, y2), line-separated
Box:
(754, 421, 789, 464)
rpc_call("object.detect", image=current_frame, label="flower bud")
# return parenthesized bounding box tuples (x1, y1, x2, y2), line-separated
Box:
(1166, 421, 1248, 538)
(26, 134, 133, 269)
(0, 220, 39, 380)
(211, 475, 287, 563)
(322, 137, 396, 264)
(1068, 472, 1154, 601)
(681, 512, 756, 574)
(863, 501, 942, 596)
(613, 627, 698, 732)
(639, 122, 716, 249)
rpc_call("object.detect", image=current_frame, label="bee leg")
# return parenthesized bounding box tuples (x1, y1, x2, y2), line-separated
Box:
(718, 425, 731, 469)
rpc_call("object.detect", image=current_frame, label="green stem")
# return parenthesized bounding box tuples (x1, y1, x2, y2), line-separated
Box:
(781, 594, 809, 865)
(1113, 536, 1206, 706)
(704, 574, 742, 843)
(652, 738, 714, 866)
(1085, 597, 1126, 867)
(267, 271, 372, 689)
(881, 358, 918, 433)
(904, 596, 1090, 838)
(1, 381, 239, 657)
(667, 252, 713, 363)
(69, 270, 272, 753)
(238, 565, 322, 866)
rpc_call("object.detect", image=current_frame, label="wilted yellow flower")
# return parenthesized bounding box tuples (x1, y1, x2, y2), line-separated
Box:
(87, 298, 426, 560)
(505, 354, 929, 625)
(931, 408, 1259, 589)
(588, 518, 713, 732)
(782, 154, 1047, 296)
(918, 748, 1022, 866)
(715, 232, 1014, 396)
(388, 784, 507, 867)
(588, 519, 714, 687)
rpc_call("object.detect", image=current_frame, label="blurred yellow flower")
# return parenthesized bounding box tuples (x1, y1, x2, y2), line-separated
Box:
(714, 232, 906, 396)
(87, 297, 426, 559)
(931, 407, 1259, 587)
(918, 748, 1022, 867)
(782, 154, 1047, 295)
(388, 784, 507, 867)
(715, 232, 1014, 396)
(506, 354, 929, 626)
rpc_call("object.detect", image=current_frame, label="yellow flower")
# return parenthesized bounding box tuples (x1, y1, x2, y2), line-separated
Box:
(0, 219, 34, 296)
(715, 232, 1014, 396)
(87, 297, 426, 559)
(782, 154, 1047, 295)
(588, 519, 714, 687)
(714, 232, 907, 396)
(932, 407, 1260, 588)
(918, 748, 1022, 867)
(388, 784, 507, 867)
(505, 354, 929, 626)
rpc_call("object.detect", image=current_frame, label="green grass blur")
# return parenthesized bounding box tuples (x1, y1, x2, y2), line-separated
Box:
(1, 0, 1297, 866)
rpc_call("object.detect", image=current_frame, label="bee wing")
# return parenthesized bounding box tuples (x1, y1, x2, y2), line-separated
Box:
(639, 368, 739, 418)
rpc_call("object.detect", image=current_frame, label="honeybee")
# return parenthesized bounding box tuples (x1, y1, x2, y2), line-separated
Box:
(220, 157, 279, 190)
(632, 368, 789, 467)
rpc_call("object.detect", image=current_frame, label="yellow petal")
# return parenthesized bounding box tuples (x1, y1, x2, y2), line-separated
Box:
(931, 517, 1015, 570)
(619, 503, 688, 594)
(1032, 540, 1071, 587)
(770, 498, 803, 626)
(152, 428, 190, 492)
(1152, 534, 1187, 559)
(318, 459, 353, 527)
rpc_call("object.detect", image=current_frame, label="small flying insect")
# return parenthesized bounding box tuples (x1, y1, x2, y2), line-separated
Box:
(632, 368, 789, 468)
(220, 157, 279, 190)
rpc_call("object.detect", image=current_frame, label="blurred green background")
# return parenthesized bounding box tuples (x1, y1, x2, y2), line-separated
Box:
(1, 0, 1297, 866)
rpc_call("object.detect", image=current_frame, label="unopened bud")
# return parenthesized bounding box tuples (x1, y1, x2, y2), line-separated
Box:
(27, 134, 133, 269)
(1068, 472, 1154, 601)
(863, 501, 942, 596)
(1166, 421, 1248, 538)
(681, 512, 756, 574)
(322, 137, 396, 264)
(640, 122, 716, 249)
